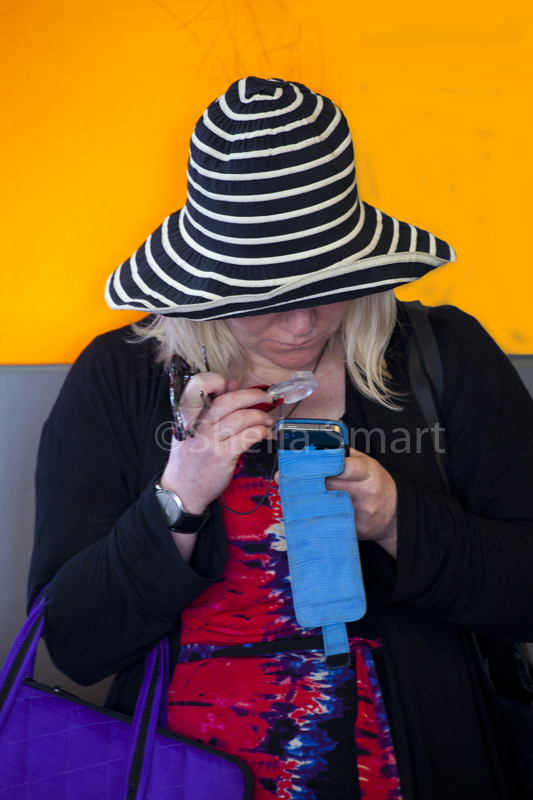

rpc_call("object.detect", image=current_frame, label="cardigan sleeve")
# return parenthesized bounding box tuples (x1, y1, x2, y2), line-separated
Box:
(369, 306, 533, 642)
(27, 326, 227, 686)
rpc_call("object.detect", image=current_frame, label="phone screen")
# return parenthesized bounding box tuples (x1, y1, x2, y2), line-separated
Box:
(277, 422, 344, 451)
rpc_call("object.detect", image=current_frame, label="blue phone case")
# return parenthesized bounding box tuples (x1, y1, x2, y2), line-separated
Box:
(275, 419, 366, 665)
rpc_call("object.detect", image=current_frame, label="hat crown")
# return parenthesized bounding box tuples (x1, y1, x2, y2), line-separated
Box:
(183, 77, 358, 262)
(190, 79, 352, 147)
(240, 76, 284, 100)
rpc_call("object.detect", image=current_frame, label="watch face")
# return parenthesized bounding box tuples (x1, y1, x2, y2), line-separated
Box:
(156, 490, 180, 526)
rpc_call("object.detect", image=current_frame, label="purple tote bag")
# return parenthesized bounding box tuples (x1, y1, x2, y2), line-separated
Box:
(0, 593, 253, 799)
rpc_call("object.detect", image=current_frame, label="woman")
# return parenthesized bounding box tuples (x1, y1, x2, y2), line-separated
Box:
(29, 77, 533, 799)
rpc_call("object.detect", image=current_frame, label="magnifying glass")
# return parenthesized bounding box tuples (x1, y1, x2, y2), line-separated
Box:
(267, 371, 317, 404)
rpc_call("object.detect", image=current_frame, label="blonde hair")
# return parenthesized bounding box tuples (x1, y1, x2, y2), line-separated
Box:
(131, 291, 400, 408)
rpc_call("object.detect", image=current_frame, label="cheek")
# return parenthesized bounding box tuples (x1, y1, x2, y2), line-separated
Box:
(226, 316, 274, 342)
(317, 302, 349, 328)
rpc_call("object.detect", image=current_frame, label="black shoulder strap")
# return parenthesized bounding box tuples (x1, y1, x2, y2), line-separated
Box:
(401, 303, 533, 685)
(401, 300, 451, 495)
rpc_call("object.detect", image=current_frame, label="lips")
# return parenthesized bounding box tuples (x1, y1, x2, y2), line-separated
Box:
(269, 339, 316, 349)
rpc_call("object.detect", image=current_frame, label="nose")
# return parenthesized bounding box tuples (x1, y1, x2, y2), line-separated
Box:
(279, 307, 316, 337)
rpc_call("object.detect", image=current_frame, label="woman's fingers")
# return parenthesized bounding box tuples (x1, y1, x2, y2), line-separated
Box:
(226, 424, 272, 453)
(206, 387, 273, 421)
(207, 408, 274, 442)
(274, 449, 375, 491)
(180, 374, 271, 423)
(326, 451, 397, 548)
(179, 372, 228, 413)
(329, 448, 374, 483)
(273, 446, 397, 553)
(179, 407, 273, 454)
(325, 450, 392, 508)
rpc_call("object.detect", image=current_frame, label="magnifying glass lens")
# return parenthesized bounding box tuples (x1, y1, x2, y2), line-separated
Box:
(267, 371, 317, 404)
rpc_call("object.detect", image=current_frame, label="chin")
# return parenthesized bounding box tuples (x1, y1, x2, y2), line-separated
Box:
(269, 349, 318, 371)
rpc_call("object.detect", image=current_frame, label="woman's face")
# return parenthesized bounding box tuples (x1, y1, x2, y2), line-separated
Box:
(226, 301, 348, 374)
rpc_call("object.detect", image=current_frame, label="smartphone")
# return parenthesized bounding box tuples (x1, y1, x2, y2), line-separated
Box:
(276, 420, 347, 452)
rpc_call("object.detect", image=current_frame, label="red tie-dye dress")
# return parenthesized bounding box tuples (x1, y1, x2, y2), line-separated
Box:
(168, 442, 402, 800)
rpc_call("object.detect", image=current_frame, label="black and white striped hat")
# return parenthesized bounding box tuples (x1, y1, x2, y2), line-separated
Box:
(105, 77, 456, 320)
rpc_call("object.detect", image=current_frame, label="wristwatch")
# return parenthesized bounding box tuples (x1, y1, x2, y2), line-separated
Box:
(154, 484, 210, 533)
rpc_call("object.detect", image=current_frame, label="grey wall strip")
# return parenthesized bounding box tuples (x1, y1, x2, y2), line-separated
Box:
(508, 356, 533, 396)
(0, 364, 113, 704)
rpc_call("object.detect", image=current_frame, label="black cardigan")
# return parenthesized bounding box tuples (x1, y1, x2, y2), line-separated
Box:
(28, 305, 533, 800)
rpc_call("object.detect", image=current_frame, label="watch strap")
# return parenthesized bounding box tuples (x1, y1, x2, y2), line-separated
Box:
(155, 484, 209, 534)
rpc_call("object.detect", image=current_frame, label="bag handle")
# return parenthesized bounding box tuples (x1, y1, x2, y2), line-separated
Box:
(0, 589, 170, 800)
(0, 587, 47, 731)
(122, 638, 169, 800)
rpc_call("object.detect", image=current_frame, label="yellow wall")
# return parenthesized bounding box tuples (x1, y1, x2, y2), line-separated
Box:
(2, 0, 532, 363)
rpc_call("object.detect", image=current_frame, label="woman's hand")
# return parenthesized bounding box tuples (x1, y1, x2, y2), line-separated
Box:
(160, 372, 274, 516)
(325, 448, 398, 558)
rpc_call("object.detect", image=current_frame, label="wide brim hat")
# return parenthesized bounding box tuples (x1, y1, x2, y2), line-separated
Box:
(105, 77, 456, 321)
